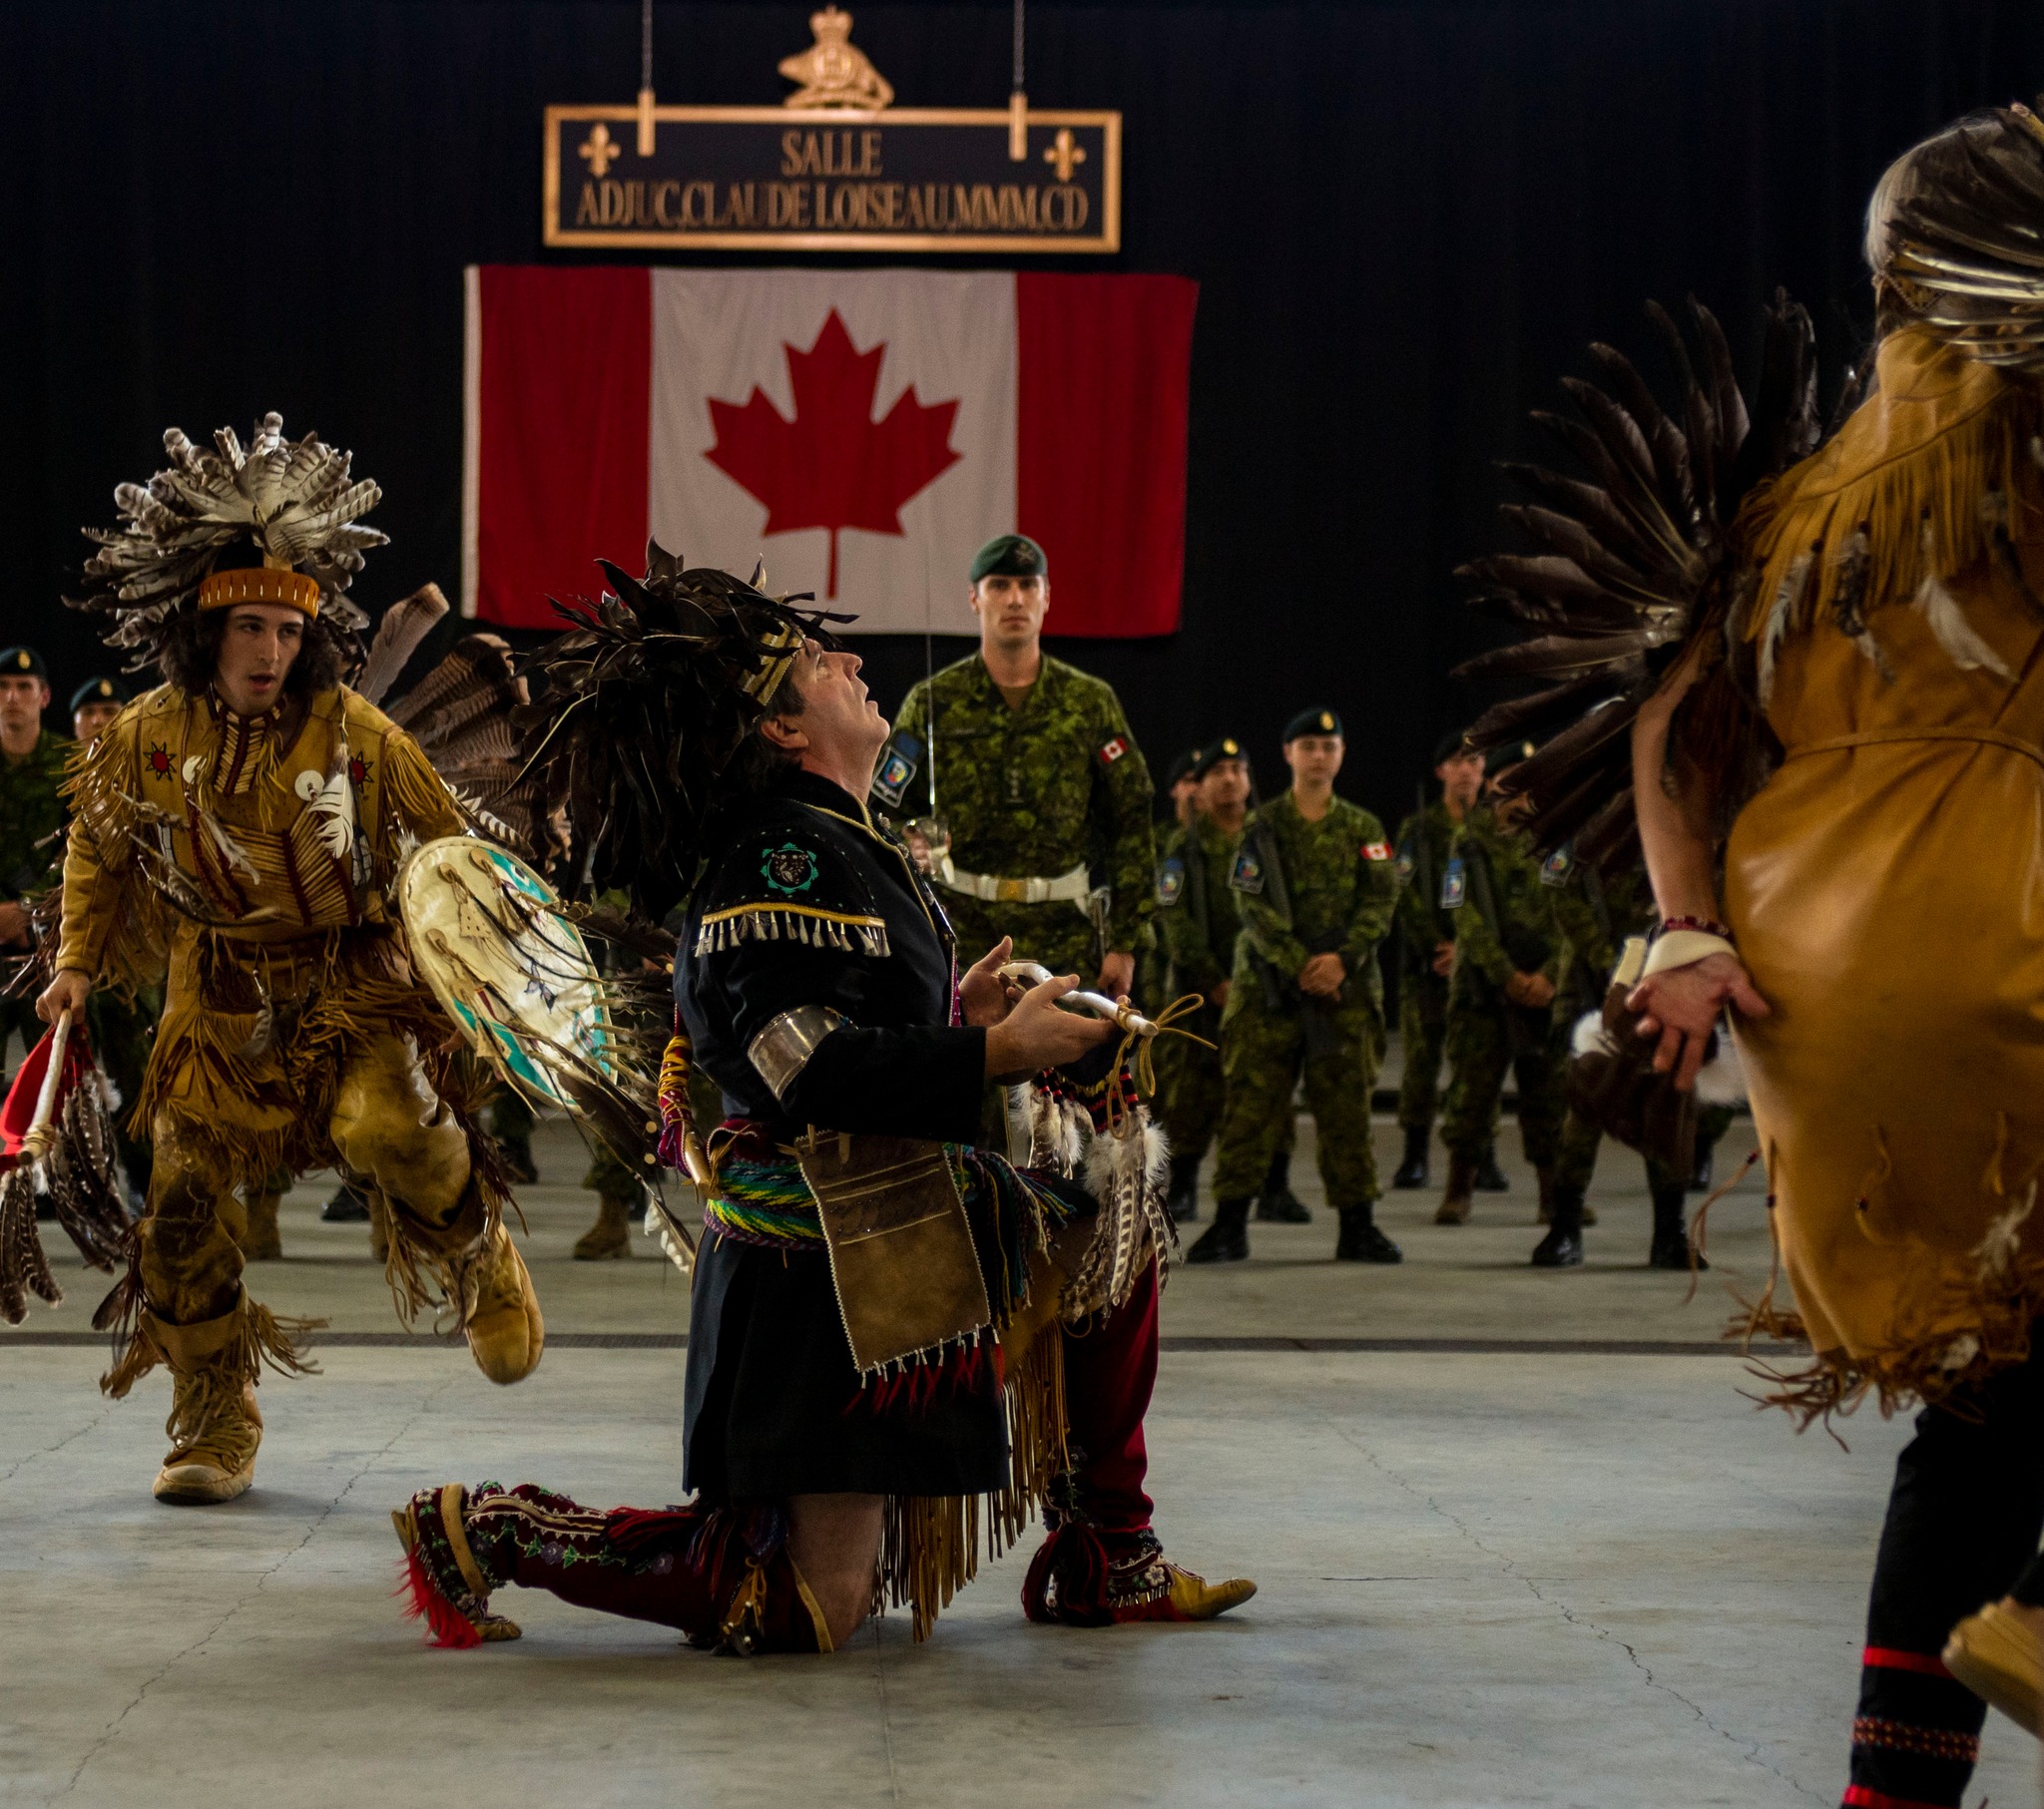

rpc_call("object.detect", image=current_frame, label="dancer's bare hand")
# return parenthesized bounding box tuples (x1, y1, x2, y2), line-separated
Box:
(37, 968, 89, 1025)
(1627, 952, 1769, 1092)
(959, 937, 1025, 1027)
(985, 974, 1115, 1080)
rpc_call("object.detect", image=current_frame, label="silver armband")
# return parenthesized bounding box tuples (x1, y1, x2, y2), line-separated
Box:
(747, 1005, 848, 1102)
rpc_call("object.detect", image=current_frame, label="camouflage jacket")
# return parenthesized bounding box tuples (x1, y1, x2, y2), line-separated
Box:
(1229, 790, 1400, 1010)
(1391, 798, 1461, 980)
(1447, 807, 1569, 1002)
(1550, 856, 1653, 1011)
(1156, 813, 1245, 997)
(0, 730, 72, 902)
(886, 653, 1156, 952)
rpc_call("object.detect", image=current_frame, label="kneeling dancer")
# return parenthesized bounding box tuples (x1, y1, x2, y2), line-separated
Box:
(397, 549, 1254, 1652)
(36, 415, 544, 1507)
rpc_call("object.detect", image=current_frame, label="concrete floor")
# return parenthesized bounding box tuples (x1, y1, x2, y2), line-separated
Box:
(4, 1114, 2039, 1806)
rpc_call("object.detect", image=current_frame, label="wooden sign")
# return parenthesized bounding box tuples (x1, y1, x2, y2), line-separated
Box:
(543, 8, 1120, 253)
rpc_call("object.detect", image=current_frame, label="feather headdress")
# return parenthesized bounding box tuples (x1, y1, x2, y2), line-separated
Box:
(515, 540, 853, 919)
(1880, 101, 2044, 371)
(70, 412, 385, 669)
(1453, 292, 1820, 865)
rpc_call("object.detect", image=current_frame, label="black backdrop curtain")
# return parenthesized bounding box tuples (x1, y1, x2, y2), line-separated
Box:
(3, 0, 2041, 821)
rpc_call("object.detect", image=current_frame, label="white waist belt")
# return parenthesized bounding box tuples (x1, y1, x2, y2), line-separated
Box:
(936, 857, 1093, 907)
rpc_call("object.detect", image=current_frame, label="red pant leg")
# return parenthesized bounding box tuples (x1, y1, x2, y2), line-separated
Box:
(1060, 1257, 1159, 1532)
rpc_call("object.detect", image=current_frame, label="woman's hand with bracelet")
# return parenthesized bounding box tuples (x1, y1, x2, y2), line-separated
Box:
(1626, 947, 1770, 1092)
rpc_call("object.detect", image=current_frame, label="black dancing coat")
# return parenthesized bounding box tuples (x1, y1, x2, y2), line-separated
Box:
(678, 766, 1005, 1501)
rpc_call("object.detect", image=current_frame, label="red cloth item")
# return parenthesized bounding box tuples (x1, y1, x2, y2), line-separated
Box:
(1061, 1255, 1159, 1531)
(464, 266, 1196, 636)
(0, 1021, 92, 1162)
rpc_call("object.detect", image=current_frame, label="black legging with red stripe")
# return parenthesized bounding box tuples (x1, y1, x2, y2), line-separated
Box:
(1846, 1340, 2044, 1807)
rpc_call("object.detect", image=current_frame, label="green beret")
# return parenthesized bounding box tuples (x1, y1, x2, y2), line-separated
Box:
(1193, 734, 1249, 779)
(1485, 737, 1536, 777)
(0, 647, 48, 681)
(969, 534, 1047, 584)
(1282, 707, 1342, 743)
(70, 675, 131, 714)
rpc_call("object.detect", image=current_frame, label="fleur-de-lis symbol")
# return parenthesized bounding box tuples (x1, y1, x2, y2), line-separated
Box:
(1043, 128, 1087, 184)
(579, 123, 620, 178)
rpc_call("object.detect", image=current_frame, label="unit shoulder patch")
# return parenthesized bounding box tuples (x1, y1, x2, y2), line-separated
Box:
(1439, 857, 1466, 910)
(1539, 848, 1573, 888)
(1096, 733, 1130, 767)
(1156, 857, 1186, 907)
(1361, 840, 1392, 861)
(869, 731, 921, 809)
(1230, 847, 1265, 895)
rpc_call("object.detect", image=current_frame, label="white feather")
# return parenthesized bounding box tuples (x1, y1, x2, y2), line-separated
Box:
(1757, 551, 1811, 707)
(1913, 568, 2015, 679)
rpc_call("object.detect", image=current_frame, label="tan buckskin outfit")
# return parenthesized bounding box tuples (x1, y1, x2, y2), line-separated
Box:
(1727, 323, 2044, 1414)
(59, 680, 544, 1501)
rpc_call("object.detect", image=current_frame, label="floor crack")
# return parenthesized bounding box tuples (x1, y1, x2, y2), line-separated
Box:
(1326, 1418, 1827, 1805)
(50, 1370, 460, 1803)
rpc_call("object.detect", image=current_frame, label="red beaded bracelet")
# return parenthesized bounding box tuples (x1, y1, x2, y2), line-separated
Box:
(1660, 915, 1733, 941)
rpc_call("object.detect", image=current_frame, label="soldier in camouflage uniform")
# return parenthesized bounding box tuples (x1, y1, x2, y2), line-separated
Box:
(1534, 856, 1725, 1270)
(1154, 736, 1299, 1225)
(1187, 710, 1402, 1265)
(1389, 733, 1486, 1189)
(883, 533, 1155, 1005)
(1434, 769, 1573, 1227)
(0, 647, 69, 1088)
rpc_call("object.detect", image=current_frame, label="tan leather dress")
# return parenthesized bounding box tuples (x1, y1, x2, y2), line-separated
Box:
(1724, 324, 2044, 1414)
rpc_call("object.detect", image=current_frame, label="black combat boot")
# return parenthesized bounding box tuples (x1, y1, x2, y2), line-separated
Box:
(1434, 1153, 1476, 1225)
(1390, 1127, 1430, 1189)
(321, 1182, 371, 1223)
(1165, 1151, 1203, 1224)
(1186, 1196, 1252, 1264)
(1648, 1179, 1708, 1270)
(1255, 1148, 1310, 1223)
(1474, 1141, 1510, 1191)
(1335, 1202, 1402, 1263)
(1531, 1182, 1585, 1267)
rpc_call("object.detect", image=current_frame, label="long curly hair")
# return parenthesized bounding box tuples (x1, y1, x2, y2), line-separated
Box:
(154, 604, 352, 699)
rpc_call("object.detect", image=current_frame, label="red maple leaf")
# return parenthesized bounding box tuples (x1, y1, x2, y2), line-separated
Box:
(706, 310, 962, 600)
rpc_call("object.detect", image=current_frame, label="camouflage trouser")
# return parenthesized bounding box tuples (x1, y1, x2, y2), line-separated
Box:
(1397, 973, 1449, 1132)
(1211, 989, 1382, 1208)
(1551, 1102, 1739, 1193)
(1156, 1006, 1293, 1167)
(89, 986, 160, 1197)
(939, 891, 1099, 985)
(1439, 998, 1570, 1171)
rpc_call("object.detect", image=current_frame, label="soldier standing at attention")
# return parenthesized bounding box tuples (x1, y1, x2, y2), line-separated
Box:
(1433, 762, 1572, 1228)
(1187, 710, 1402, 1266)
(1389, 734, 1485, 1189)
(0, 647, 69, 1087)
(885, 534, 1155, 1004)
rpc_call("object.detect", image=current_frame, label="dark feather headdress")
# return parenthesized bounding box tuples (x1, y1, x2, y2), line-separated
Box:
(1453, 292, 1820, 865)
(69, 411, 385, 672)
(515, 540, 853, 919)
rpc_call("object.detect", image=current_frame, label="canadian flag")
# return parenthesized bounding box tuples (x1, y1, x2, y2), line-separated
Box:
(461, 265, 1197, 636)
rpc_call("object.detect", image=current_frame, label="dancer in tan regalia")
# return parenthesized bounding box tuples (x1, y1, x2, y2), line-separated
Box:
(30, 414, 544, 1509)
(1454, 103, 2044, 1807)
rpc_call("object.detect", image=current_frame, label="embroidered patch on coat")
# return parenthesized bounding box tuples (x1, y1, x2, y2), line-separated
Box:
(762, 841, 820, 897)
(1230, 848, 1265, 895)
(1540, 848, 1572, 887)
(1097, 734, 1129, 766)
(1361, 841, 1391, 861)
(870, 732, 921, 808)
(1156, 857, 1185, 906)
(1439, 858, 1466, 909)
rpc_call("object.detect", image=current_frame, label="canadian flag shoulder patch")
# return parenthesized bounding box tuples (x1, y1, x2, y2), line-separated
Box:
(1361, 840, 1392, 861)
(1097, 735, 1130, 766)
